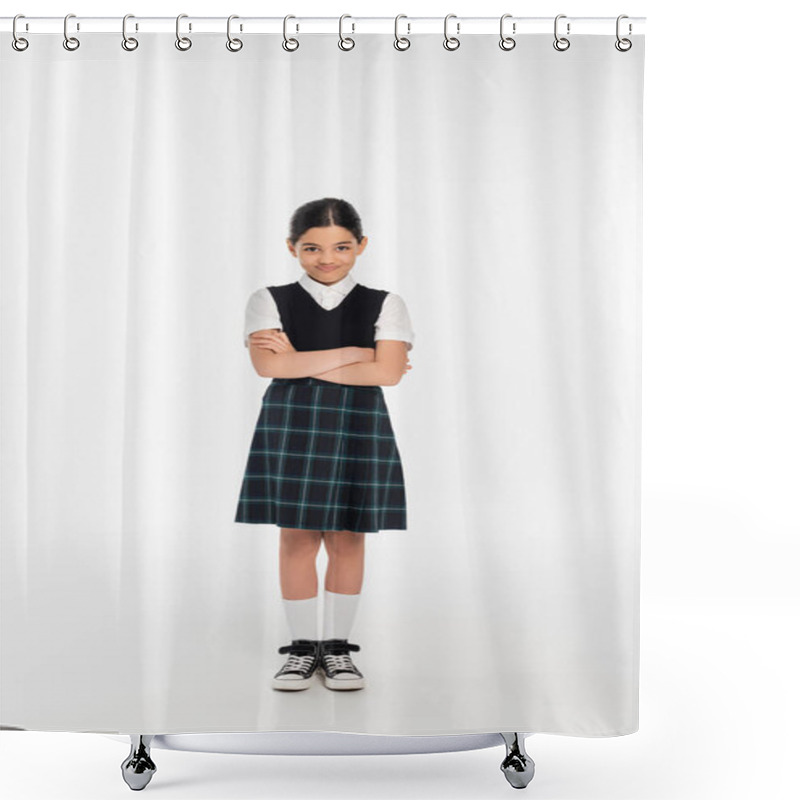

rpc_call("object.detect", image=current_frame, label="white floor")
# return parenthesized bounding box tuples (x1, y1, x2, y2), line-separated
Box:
(2, 597, 797, 800)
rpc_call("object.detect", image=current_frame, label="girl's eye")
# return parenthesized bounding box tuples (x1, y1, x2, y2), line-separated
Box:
(302, 246, 350, 252)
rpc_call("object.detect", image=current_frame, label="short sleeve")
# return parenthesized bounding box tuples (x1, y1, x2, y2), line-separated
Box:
(243, 288, 282, 347)
(374, 292, 415, 352)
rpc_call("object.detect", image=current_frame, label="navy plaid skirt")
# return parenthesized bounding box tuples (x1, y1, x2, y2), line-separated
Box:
(235, 377, 406, 533)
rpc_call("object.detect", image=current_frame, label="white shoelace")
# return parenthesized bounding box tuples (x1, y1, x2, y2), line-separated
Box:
(281, 652, 315, 674)
(322, 652, 359, 676)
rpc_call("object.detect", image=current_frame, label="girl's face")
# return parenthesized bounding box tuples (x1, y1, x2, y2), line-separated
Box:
(286, 225, 368, 285)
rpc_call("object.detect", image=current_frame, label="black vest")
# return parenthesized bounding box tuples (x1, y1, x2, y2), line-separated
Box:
(267, 281, 388, 352)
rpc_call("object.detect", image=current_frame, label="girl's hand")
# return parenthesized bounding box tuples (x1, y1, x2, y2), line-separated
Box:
(250, 330, 296, 353)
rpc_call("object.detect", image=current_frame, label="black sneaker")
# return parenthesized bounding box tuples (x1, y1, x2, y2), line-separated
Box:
(318, 638, 365, 690)
(271, 639, 320, 691)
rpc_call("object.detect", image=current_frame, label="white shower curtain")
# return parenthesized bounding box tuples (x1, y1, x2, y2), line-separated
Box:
(1, 29, 643, 736)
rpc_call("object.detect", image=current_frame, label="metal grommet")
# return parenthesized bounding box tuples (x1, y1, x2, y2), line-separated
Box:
(615, 14, 632, 51)
(283, 15, 299, 51)
(443, 13, 460, 51)
(338, 14, 355, 51)
(553, 14, 570, 51)
(226, 14, 243, 52)
(175, 13, 192, 51)
(394, 14, 411, 50)
(121, 14, 139, 51)
(63, 13, 80, 51)
(12, 14, 29, 51)
(499, 13, 516, 50)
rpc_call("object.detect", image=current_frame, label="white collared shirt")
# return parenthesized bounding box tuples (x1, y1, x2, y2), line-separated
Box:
(243, 271, 415, 351)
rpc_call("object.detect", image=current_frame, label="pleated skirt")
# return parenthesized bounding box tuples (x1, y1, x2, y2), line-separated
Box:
(235, 377, 407, 533)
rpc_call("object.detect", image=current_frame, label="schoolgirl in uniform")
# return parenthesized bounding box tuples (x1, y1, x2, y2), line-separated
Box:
(235, 198, 415, 692)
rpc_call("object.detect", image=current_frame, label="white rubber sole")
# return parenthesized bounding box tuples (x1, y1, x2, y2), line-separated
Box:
(271, 675, 315, 691)
(321, 673, 365, 691)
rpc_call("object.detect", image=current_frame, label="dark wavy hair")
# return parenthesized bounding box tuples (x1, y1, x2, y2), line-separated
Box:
(288, 198, 364, 245)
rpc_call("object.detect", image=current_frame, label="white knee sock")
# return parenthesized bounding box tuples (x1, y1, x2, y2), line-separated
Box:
(282, 595, 318, 641)
(323, 590, 360, 640)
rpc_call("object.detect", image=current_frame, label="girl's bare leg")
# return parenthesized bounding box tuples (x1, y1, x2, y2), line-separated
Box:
(322, 530, 365, 594)
(279, 528, 323, 599)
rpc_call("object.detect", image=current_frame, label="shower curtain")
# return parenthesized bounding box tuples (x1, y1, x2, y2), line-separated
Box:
(0, 26, 644, 736)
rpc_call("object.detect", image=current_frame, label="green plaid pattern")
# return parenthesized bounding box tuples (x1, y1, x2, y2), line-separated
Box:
(235, 377, 407, 532)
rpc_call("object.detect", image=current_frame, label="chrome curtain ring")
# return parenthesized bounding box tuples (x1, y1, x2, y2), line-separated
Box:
(175, 13, 192, 51)
(394, 14, 411, 50)
(615, 15, 633, 51)
(499, 13, 516, 50)
(553, 14, 571, 51)
(283, 15, 299, 51)
(63, 13, 80, 51)
(226, 15, 243, 52)
(339, 14, 355, 51)
(121, 14, 139, 51)
(12, 14, 29, 51)
(443, 13, 460, 51)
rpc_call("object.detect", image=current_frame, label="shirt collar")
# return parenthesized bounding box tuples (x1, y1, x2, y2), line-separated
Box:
(299, 270, 357, 301)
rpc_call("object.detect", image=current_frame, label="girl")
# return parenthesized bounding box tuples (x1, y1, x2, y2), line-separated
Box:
(235, 198, 415, 693)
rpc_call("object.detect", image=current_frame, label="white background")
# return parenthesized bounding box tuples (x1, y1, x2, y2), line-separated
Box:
(1, 1, 797, 799)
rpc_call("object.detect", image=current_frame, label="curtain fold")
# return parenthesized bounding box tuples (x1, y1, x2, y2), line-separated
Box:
(1, 31, 644, 736)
